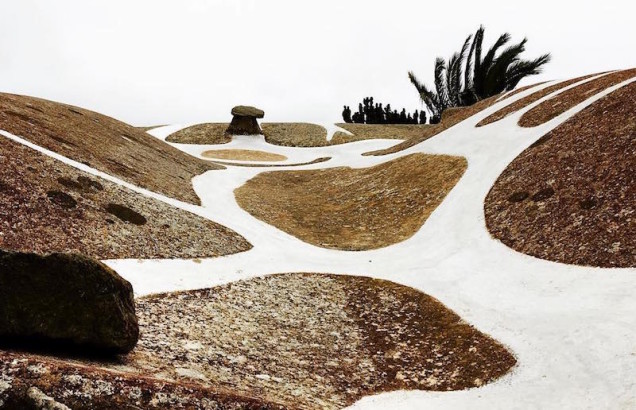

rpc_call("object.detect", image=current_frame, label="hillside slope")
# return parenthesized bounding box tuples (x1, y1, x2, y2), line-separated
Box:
(485, 80, 635, 267)
(0, 93, 220, 205)
(0, 136, 251, 259)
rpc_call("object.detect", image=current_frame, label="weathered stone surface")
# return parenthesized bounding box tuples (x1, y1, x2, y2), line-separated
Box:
(231, 105, 264, 118)
(26, 387, 71, 410)
(0, 250, 139, 354)
(226, 106, 266, 135)
(225, 116, 263, 135)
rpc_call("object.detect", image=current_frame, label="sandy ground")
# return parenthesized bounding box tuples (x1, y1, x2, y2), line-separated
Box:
(1, 71, 635, 409)
(210, 157, 331, 168)
(331, 124, 427, 144)
(496, 82, 548, 101)
(166, 123, 231, 145)
(202, 149, 287, 162)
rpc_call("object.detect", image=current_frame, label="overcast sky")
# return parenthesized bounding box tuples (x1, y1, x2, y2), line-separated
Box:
(0, 0, 633, 126)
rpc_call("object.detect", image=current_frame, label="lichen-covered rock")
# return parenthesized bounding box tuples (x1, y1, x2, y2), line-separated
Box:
(26, 387, 71, 410)
(0, 250, 138, 354)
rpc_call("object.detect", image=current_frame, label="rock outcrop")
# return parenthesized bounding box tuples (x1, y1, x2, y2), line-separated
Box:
(26, 387, 71, 410)
(0, 250, 138, 354)
(226, 105, 265, 135)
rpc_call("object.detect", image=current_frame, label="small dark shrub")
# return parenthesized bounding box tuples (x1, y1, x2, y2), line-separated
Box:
(342, 96, 424, 124)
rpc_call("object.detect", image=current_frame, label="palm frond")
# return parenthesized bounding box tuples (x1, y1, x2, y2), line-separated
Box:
(434, 57, 449, 109)
(473, 25, 485, 78)
(474, 31, 510, 96)
(505, 53, 551, 90)
(407, 24, 550, 119)
(464, 32, 478, 91)
(454, 34, 472, 103)
(446, 53, 461, 106)
(408, 71, 441, 117)
(483, 38, 527, 95)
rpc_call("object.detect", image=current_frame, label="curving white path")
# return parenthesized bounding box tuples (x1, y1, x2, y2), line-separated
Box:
(2, 72, 634, 409)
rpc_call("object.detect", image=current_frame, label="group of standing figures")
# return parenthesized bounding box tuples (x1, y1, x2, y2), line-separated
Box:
(342, 97, 427, 125)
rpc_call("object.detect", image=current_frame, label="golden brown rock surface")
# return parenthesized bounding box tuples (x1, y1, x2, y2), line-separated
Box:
(0, 273, 516, 410)
(485, 82, 635, 267)
(0, 137, 251, 259)
(0, 93, 217, 205)
(518, 68, 636, 127)
(235, 153, 467, 250)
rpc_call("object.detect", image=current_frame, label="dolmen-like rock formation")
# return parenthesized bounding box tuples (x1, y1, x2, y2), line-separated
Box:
(225, 105, 265, 135)
(0, 250, 139, 355)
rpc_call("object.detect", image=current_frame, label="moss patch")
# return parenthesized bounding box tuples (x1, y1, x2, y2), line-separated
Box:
(202, 149, 287, 162)
(262, 123, 329, 147)
(105, 203, 147, 226)
(235, 153, 467, 250)
(331, 123, 428, 144)
(165, 123, 231, 145)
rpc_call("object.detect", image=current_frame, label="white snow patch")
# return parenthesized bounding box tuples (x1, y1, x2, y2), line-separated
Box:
(1, 74, 635, 409)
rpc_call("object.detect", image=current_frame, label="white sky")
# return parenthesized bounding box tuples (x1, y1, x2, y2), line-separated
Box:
(0, 0, 634, 126)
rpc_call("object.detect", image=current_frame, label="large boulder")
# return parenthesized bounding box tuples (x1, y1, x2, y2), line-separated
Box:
(0, 250, 138, 354)
(226, 105, 265, 135)
(231, 105, 264, 118)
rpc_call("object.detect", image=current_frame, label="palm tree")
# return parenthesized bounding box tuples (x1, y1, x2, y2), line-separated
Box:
(409, 26, 551, 122)
(408, 35, 472, 124)
(470, 26, 551, 100)
(408, 59, 445, 124)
